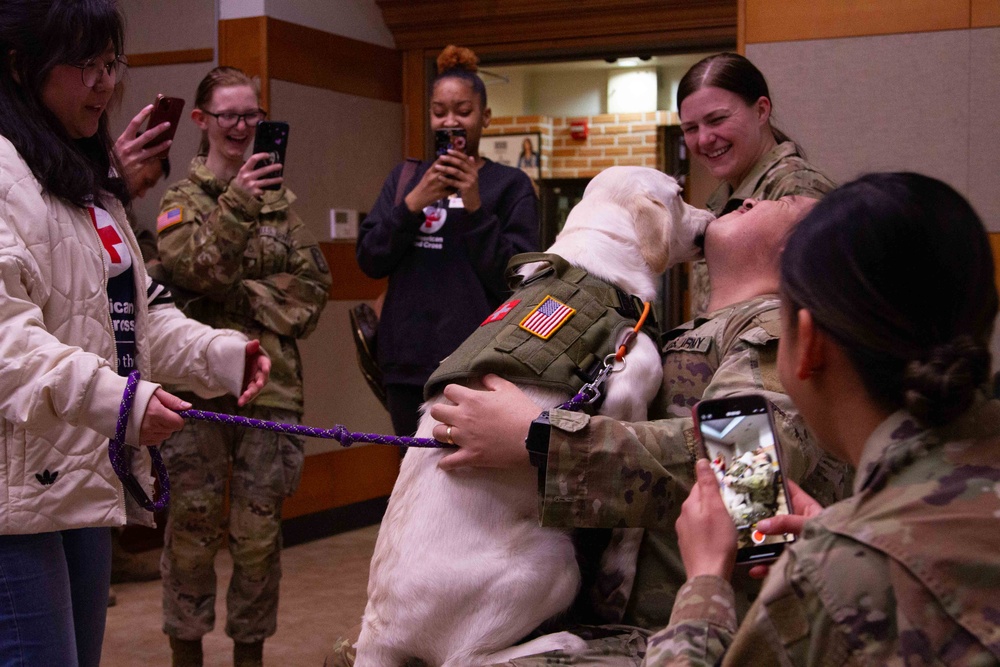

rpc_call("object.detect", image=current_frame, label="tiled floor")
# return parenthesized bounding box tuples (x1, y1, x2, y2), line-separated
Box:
(102, 524, 379, 666)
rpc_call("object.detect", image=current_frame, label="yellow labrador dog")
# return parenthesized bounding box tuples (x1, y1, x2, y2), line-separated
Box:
(355, 167, 713, 667)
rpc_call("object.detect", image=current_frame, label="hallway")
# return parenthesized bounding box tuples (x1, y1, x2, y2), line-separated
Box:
(102, 525, 378, 666)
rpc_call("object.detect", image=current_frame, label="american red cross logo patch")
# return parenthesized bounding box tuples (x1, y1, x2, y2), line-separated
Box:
(481, 299, 521, 326)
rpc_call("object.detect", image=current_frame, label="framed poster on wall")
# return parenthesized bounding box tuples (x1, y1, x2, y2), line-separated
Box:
(480, 132, 541, 180)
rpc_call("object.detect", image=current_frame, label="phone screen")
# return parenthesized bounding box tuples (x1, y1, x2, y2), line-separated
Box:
(434, 128, 467, 157)
(695, 395, 794, 563)
(252, 121, 289, 191)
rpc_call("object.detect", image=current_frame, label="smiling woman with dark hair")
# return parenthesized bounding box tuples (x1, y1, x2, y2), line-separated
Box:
(645, 172, 1000, 666)
(0, 2, 270, 664)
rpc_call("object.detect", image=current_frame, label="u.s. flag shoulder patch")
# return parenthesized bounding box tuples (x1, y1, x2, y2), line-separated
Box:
(519, 295, 575, 339)
(156, 206, 184, 233)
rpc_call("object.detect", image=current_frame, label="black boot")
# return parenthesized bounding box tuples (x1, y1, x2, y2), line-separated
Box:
(234, 640, 264, 667)
(169, 636, 203, 667)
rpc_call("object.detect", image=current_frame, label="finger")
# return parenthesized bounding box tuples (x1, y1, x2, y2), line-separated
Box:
(428, 401, 457, 426)
(125, 103, 155, 134)
(256, 177, 283, 188)
(437, 448, 471, 471)
(440, 381, 481, 404)
(756, 514, 806, 536)
(154, 389, 192, 412)
(748, 564, 771, 580)
(695, 458, 718, 490)
(480, 373, 514, 392)
(245, 339, 262, 355)
(244, 153, 272, 172)
(431, 423, 451, 443)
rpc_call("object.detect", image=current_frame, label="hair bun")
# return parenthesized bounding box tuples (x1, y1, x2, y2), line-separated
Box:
(903, 335, 990, 426)
(437, 45, 479, 75)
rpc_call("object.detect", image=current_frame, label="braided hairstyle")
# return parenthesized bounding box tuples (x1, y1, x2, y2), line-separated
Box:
(781, 172, 997, 426)
(434, 45, 486, 107)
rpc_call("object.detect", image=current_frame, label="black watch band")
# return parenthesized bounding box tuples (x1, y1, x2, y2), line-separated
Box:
(525, 410, 551, 469)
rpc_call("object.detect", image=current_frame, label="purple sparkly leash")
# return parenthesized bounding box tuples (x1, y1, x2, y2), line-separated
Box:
(112, 357, 618, 510)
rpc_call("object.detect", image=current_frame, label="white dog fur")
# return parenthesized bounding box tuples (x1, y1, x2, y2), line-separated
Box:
(355, 167, 714, 667)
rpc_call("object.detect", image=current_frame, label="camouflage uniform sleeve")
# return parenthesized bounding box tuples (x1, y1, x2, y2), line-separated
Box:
(644, 544, 853, 667)
(642, 576, 738, 666)
(757, 162, 836, 202)
(542, 338, 851, 528)
(157, 182, 260, 298)
(240, 207, 332, 339)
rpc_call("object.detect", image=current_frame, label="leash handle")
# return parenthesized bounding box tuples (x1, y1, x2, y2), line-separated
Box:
(110, 371, 170, 512)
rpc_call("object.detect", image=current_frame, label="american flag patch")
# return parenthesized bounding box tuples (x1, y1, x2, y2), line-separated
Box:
(481, 299, 520, 326)
(519, 296, 575, 339)
(156, 206, 183, 233)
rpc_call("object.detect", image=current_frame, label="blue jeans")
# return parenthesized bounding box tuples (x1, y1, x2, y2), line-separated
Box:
(0, 527, 112, 667)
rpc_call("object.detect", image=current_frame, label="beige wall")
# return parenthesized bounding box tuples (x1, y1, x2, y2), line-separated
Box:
(743, 0, 1000, 373)
(268, 79, 400, 448)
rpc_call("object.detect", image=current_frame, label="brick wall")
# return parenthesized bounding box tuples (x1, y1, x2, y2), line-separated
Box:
(484, 110, 678, 179)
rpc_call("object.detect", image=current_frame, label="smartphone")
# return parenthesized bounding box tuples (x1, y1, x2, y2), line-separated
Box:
(694, 394, 795, 565)
(252, 120, 289, 191)
(144, 95, 185, 153)
(434, 128, 467, 157)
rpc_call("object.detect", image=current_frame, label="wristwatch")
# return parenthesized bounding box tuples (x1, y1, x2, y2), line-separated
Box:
(524, 410, 551, 469)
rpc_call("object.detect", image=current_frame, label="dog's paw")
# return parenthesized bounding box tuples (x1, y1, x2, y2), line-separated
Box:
(479, 631, 588, 664)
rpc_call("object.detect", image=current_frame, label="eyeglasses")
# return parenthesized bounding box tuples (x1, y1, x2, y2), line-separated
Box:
(201, 109, 267, 129)
(69, 54, 128, 88)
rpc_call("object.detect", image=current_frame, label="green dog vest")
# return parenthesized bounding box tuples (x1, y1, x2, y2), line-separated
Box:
(424, 253, 658, 400)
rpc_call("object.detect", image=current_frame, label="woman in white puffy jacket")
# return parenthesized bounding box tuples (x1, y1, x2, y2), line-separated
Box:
(0, 2, 271, 665)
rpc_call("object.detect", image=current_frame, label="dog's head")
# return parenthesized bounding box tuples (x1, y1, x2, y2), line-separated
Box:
(564, 166, 714, 274)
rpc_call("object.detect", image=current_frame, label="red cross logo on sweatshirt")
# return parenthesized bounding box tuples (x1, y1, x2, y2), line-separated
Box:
(89, 207, 122, 263)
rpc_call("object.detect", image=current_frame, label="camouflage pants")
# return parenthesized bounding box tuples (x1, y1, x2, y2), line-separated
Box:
(160, 393, 304, 643)
(325, 625, 650, 667)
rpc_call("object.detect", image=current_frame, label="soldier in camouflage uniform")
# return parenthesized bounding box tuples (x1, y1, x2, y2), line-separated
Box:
(676, 53, 835, 315)
(366, 197, 851, 667)
(643, 173, 1000, 666)
(156, 67, 332, 667)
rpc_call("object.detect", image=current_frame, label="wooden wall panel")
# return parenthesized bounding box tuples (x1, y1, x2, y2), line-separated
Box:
(321, 242, 387, 300)
(267, 18, 401, 103)
(283, 446, 400, 520)
(218, 16, 270, 109)
(128, 48, 214, 68)
(377, 0, 736, 55)
(973, 0, 1000, 27)
(402, 49, 430, 159)
(745, 0, 971, 43)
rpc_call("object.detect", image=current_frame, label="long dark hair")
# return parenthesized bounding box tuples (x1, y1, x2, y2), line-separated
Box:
(677, 52, 793, 146)
(781, 172, 997, 426)
(0, 0, 129, 207)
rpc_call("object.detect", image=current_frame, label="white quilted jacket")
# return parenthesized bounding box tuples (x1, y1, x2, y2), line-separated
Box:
(0, 136, 249, 534)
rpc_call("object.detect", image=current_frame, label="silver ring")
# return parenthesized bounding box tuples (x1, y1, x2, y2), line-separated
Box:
(445, 425, 455, 445)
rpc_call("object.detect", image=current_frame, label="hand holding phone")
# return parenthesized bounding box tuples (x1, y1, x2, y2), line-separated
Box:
(693, 394, 795, 565)
(252, 121, 289, 191)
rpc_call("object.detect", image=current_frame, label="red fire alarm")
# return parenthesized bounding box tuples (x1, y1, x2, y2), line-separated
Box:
(569, 118, 589, 140)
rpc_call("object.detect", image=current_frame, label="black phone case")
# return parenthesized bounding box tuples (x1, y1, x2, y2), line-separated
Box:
(694, 394, 794, 565)
(253, 121, 289, 191)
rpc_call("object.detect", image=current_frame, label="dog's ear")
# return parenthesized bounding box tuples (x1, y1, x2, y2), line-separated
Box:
(631, 195, 673, 274)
